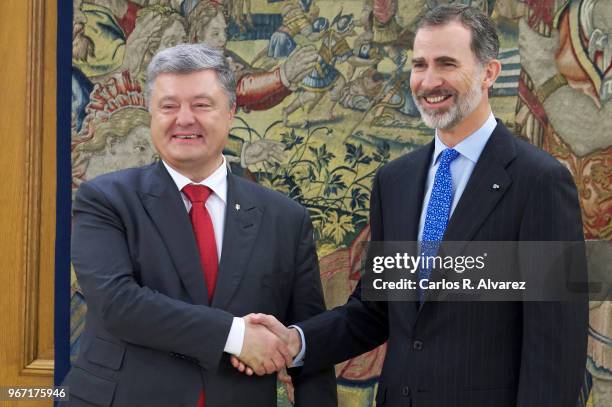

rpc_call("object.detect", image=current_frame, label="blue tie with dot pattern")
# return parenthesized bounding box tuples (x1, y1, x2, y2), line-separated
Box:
(419, 148, 460, 302)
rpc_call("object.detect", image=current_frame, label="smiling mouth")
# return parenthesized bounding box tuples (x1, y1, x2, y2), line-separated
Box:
(173, 134, 202, 140)
(423, 95, 452, 104)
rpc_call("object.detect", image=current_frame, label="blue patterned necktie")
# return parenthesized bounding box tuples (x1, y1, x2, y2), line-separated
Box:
(419, 148, 460, 302)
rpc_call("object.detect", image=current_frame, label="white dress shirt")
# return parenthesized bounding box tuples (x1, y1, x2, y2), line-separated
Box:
(163, 157, 245, 357)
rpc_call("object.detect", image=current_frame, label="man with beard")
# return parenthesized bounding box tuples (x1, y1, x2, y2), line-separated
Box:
(232, 4, 588, 407)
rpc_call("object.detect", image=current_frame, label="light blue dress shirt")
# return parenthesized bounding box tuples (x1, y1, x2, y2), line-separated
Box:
(293, 113, 498, 365)
(417, 112, 497, 241)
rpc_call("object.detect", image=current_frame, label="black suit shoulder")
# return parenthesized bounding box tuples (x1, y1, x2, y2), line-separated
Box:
(376, 123, 571, 182)
(78, 164, 155, 196)
(488, 125, 577, 201)
(379, 143, 430, 177)
(79, 164, 310, 220)
(84, 162, 302, 199)
(373, 142, 433, 196)
(510, 133, 570, 175)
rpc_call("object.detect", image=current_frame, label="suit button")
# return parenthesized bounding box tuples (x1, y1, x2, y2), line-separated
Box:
(412, 340, 423, 350)
(402, 387, 411, 396)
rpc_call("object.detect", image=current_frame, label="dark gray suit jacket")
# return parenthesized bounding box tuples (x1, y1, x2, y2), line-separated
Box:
(298, 122, 588, 407)
(62, 161, 337, 406)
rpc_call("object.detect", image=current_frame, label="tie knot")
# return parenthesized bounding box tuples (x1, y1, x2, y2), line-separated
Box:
(182, 184, 212, 204)
(439, 148, 460, 165)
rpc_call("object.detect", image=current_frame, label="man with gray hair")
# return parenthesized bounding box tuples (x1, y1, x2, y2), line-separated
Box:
(61, 43, 336, 406)
(235, 4, 588, 406)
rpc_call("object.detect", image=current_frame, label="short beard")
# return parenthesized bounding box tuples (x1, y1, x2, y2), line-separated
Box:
(414, 75, 483, 130)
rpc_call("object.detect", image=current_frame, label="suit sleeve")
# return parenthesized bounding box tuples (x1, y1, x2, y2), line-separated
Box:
(517, 163, 588, 407)
(71, 181, 234, 371)
(296, 170, 389, 374)
(287, 207, 337, 406)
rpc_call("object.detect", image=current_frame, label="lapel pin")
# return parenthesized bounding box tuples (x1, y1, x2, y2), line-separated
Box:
(492, 183, 500, 190)
(235, 203, 241, 211)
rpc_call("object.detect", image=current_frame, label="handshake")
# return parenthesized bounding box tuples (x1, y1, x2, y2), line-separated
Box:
(232, 314, 302, 376)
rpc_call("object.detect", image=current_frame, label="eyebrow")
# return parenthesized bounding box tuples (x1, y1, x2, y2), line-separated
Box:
(192, 94, 214, 100)
(411, 56, 460, 65)
(158, 94, 214, 104)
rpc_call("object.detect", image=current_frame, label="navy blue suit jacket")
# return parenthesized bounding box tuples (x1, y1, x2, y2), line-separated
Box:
(298, 122, 588, 407)
(62, 161, 337, 406)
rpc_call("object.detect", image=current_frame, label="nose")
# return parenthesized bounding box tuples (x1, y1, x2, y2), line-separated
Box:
(418, 67, 443, 91)
(175, 104, 195, 127)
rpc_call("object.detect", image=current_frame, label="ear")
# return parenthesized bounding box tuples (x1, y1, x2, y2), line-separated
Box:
(482, 58, 502, 89)
(229, 103, 236, 121)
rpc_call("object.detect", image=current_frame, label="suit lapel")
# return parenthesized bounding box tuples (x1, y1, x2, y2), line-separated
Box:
(139, 162, 210, 305)
(443, 122, 516, 243)
(212, 174, 263, 310)
(395, 143, 433, 242)
(420, 122, 517, 304)
(385, 144, 433, 318)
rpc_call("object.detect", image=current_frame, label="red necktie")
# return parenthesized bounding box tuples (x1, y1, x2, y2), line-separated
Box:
(182, 184, 219, 300)
(182, 184, 219, 407)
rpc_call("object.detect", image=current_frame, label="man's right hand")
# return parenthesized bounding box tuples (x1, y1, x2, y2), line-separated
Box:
(238, 314, 294, 376)
(232, 314, 302, 375)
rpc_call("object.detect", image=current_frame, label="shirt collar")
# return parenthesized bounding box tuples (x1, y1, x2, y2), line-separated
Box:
(432, 112, 497, 164)
(162, 156, 228, 204)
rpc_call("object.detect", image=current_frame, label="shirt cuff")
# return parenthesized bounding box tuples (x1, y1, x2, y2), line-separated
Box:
(288, 325, 306, 367)
(224, 317, 245, 356)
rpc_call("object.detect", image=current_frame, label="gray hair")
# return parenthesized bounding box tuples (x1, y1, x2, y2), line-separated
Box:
(145, 43, 236, 109)
(417, 4, 499, 64)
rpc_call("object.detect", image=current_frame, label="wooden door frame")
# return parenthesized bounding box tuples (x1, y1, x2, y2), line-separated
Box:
(21, 0, 56, 377)
(0, 0, 56, 398)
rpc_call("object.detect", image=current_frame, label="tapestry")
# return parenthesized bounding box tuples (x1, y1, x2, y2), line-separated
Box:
(69, 1, 611, 405)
